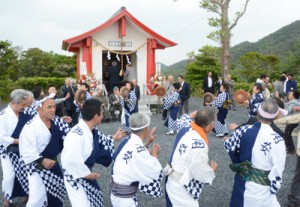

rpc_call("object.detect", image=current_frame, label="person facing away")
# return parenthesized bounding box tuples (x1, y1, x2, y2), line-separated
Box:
(224, 98, 287, 207)
(108, 60, 121, 93)
(123, 63, 137, 82)
(225, 74, 237, 111)
(164, 107, 218, 207)
(110, 113, 163, 207)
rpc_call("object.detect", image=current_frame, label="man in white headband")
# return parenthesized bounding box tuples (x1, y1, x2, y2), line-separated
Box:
(224, 98, 287, 207)
(110, 113, 163, 207)
(19, 95, 71, 207)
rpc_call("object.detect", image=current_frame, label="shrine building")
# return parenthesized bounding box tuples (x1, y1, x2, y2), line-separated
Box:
(62, 6, 176, 92)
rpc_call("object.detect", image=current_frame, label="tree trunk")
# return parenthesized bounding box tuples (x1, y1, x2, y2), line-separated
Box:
(221, 0, 231, 78)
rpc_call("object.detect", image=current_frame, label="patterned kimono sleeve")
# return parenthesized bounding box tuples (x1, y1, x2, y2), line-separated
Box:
(224, 125, 251, 163)
(176, 114, 192, 131)
(136, 150, 163, 197)
(268, 133, 286, 194)
(249, 93, 264, 114)
(164, 93, 178, 110)
(23, 105, 38, 117)
(53, 116, 71, 137)
(85, 92, 93, 100)
(128, 91, 137, 113)
(94, 129, 114, 167)
(211, 92, 226, 109)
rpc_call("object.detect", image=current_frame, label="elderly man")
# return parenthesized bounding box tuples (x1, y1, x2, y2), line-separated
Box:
(164, 106, 218, 207)
(110, 113, 163, 207)
(0, 89, 33, 207)
(109, 86, 122, 122)
(224, 98, 287, 207)
(19, 96, 71, 207)
(61, 77, 78, 126)
(124, 63, 137, 82)
(62, 99, 124, 207)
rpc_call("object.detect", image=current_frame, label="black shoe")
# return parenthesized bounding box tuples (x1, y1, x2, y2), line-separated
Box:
(162, 116, 167, 120)
(287, 149, 296, 154)
(233, 108, 237, 111)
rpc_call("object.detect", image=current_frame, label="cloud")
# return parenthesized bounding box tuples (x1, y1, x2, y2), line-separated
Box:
(0, 0, 299, 65)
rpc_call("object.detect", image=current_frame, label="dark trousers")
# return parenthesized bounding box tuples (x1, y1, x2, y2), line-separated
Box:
(284, 124, 298, 152)
(179, 99, 189, 116)
(288, 155, 300, 207)
(66, 109, 78, 127)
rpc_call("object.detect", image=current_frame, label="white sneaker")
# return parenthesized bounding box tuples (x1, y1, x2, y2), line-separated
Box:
(216, 134, 224, 137)
(166, 130, 174, 135)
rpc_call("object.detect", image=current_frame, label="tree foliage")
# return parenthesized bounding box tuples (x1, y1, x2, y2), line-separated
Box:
(199, 0, 250, 77)
(185, 45, 221, 93)
(237, 52, 280, 83)
(0, 40, 22, 80)
(0, 40, 76, 80)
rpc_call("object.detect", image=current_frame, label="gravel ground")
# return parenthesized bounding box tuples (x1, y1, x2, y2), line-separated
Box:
(0, 97, 297, 206)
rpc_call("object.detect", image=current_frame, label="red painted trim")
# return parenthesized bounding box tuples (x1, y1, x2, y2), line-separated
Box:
(156, 43, 165, 50)
(76, 51, 80, 79)
(62, 8, 176, 51)
(81, 37, 92, 75)
(147, 39, 156, 95)
(119, 17, 126, 37)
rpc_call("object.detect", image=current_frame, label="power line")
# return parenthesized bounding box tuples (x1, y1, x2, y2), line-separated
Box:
(167, 14, 209, 37)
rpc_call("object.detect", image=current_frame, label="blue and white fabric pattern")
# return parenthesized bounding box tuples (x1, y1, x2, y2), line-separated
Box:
(248, 93, 264, 117)
(164, 91, 180, 131)
(224, 122, 286, 207)
(120, 90, 137, 132)
(212, 91, 229, 135)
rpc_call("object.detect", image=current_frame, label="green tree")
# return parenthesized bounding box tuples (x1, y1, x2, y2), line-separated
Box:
(282, 43, 300, 77)
(0, 40, 21, 80)
(185, 45, 221, 93)
(19, 48, 76, 77)
(200, 0, 250, 77)
(238, 52, 280, 82)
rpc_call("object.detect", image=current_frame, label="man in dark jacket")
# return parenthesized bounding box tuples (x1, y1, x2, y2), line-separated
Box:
(178, 75, 190, 116)
(202, 71, 215, 94)
(109, 60, 121, 93)
(61, 78, 78, 126)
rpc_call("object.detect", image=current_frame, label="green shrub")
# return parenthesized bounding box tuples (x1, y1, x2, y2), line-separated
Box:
(0, 77, 67, 102)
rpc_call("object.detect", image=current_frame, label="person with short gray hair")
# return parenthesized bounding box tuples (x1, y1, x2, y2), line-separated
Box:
(61, 77, 78, 126)
(164, 107, 218, 206)
(111, 113, 163, 207)
(0, 89, 34, 206)
(224, 98, 287, 207)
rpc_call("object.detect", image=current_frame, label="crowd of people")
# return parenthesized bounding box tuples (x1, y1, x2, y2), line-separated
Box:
(0, 69, 299, 207)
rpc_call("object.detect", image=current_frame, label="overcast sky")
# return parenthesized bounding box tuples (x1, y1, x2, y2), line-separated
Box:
(1, 0, 299, 65)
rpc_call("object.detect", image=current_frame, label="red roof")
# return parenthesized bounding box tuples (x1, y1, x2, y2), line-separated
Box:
(62, 7, 177, 51)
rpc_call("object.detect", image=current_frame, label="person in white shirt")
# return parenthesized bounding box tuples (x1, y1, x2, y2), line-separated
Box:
(61, 99, 124, 207)
(111, 113, 163, 207)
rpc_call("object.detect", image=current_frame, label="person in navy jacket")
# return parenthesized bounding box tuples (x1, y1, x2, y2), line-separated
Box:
(178, 75, 191, 116)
